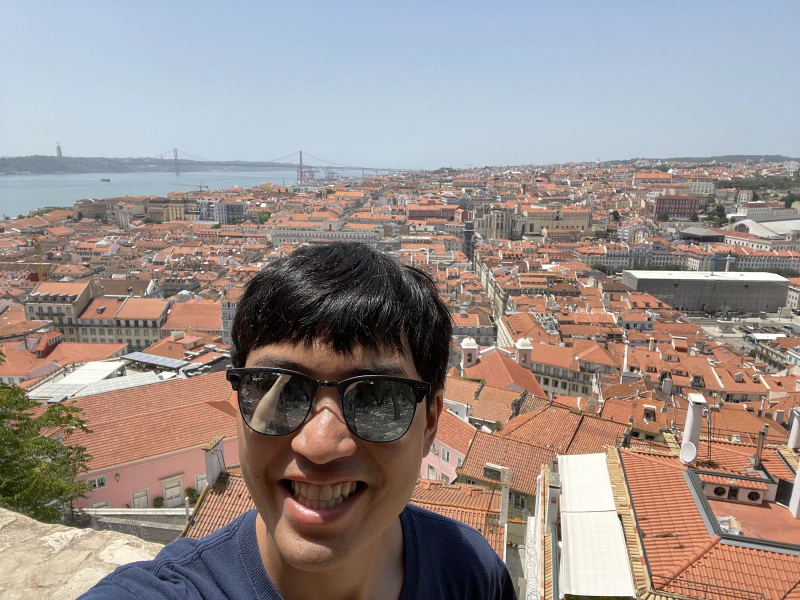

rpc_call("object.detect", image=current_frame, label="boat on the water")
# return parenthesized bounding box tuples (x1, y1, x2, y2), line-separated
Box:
(100, 178, 110, 182)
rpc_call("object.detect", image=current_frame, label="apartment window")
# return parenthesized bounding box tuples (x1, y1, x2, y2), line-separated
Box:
(90, 500, 109, 509)
(457, 456, 463, 467)
(442, 448, 450, 463)
(196, 473, 208, 493)
(162, 478, 184, 508)
(440, 473, 450, 484)
(427, 465, 437, 479)
(88, 476, 106, 489)
(131, 489, 149, 509)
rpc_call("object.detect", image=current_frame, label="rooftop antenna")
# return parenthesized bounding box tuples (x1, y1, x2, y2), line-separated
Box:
(679, 441, 697, 464)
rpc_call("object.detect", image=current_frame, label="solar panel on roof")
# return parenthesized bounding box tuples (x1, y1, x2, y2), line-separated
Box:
(74, 372, 162, 397)
(122, 352, 189, 369)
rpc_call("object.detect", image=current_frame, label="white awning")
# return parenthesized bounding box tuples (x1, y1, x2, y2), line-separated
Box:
(558, 453, 635, 598)
(558, 453, 616, 513)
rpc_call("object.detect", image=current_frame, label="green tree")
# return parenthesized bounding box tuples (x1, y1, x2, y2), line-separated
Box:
(657, 212, 669, 222)
(715, 204, 726, 218)
(610, 210, 621, 222)
(703, 303, 717, 315)
(257, 211, 271, 224)
(784, 192, 800, 209)
(0, 384, 91, 522)
(689, 212, 699, 222)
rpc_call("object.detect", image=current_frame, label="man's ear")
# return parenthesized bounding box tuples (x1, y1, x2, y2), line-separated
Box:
(422, 390, 443, 455)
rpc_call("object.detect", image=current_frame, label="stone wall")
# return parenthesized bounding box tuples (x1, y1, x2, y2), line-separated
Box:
(0, 507, 162, 599)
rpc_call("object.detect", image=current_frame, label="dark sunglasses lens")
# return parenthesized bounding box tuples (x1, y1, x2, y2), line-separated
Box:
(239, 373, 313, 435)
(342, 379, 418, 442)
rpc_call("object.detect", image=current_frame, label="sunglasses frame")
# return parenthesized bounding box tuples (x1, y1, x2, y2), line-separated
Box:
(226, 367, 431, 443)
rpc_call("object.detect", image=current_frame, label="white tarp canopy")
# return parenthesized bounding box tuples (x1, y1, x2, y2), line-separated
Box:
(558, 453, 635, 598)
(558, 453, 616, 513)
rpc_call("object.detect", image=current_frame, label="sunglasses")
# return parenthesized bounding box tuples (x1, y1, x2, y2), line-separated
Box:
(226, 368, 431, 443)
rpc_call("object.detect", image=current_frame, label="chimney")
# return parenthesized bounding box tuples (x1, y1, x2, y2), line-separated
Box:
(681, 393, 706, 464)
(790, 464, 800, 519)
(515, 337, 532, 366)
(662, 377, 673, 395)
(202, 436, 225, 488)
(789, 408, 800, 450)
(753, 425, 768, 470)
(648, 337, 655, 351)
(546, 469, 561, 528)
(171, 330, 184, 341)
(460, 337, 479, 371)
(774, 409, 785, 426)
(499, 467, 512, 526)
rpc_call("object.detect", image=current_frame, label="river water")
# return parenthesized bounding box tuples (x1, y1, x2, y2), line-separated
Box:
(0, 170, 301, 218)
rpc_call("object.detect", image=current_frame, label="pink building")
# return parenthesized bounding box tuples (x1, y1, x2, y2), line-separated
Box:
(61, 371, 239, 509)
(420, 409, 476, 484)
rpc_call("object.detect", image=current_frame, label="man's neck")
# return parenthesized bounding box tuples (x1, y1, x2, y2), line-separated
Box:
(255, 514, 405, 600)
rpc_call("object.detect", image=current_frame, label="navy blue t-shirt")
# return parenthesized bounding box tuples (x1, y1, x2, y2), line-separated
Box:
(80, 505, 517, 599)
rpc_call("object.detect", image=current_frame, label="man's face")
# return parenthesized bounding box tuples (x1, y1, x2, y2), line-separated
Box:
(238, 341, 441, 571)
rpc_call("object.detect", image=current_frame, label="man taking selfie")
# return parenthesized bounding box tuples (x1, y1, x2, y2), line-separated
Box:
(81, 242, 516, 599)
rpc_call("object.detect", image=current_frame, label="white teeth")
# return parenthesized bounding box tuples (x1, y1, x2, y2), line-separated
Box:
(319, 485, 333, 501)
(290, 481, 359, 510)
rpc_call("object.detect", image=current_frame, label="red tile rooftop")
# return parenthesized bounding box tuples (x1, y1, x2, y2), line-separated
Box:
(707, 498, 800, 546)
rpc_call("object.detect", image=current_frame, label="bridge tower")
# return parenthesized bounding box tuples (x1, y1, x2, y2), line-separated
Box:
(174, 149, 180, 176)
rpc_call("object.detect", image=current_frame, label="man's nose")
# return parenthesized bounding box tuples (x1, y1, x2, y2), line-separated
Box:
(290, 391, 358, 464)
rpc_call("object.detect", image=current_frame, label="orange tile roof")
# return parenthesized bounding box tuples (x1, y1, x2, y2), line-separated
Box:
(457, 431, 556, 495)
(471, 385, 523, 424)
(163, 300, 222, 332)
(500, 403, 627, 454)
(114, 297, 170, 320)
(443, 376, 482, 404)
(620, 451, 709, 576)
(410, 480, 504, 557)
(71, 400, 237, 471)
(663, 538, 800, 600)
(182, 470, 254, 539)
(462, 350, 547, 398)
(436, 409, 476, 455)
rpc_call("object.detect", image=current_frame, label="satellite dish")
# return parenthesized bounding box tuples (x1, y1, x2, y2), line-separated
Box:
(680, 442, 697, 464)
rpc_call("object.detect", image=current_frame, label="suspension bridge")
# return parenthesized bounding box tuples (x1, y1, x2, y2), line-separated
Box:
(152, 149, 416, 183)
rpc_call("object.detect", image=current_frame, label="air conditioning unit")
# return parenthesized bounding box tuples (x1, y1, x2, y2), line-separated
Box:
(713, 486, 727, 497)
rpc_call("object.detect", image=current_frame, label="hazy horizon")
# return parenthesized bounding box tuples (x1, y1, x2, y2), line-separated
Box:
(2, 1, 799, 169)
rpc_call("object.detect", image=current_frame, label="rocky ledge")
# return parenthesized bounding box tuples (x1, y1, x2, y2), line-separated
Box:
(0, 507, 162, 599)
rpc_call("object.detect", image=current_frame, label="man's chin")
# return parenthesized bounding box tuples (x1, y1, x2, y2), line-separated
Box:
(271, 523, 356, 571)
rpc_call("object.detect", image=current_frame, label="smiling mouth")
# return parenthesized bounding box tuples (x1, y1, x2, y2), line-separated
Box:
(283, 480, 364, 510)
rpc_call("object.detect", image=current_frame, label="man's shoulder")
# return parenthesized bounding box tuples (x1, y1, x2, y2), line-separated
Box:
(404, 503, 500, 558)
(79, 509, 262, 600)
(402, 505, 516, 599)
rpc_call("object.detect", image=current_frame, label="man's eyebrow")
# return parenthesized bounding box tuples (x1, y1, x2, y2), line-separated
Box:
(248, 356, 410, 378)
(249, 355, 305, 371)
(348, 362, 409, 377)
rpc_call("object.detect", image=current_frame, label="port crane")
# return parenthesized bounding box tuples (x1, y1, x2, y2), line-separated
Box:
(169, 182, 210, 192)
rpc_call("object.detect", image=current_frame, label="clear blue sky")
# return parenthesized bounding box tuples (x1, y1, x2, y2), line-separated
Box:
(1, 1, 798, 169)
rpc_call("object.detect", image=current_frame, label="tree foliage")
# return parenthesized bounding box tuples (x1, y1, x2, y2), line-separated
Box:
(717, 177, 798, 191)
(689, 212, 699, 222)
(784, 192, 800, 208)
(611, 210, 621, 222)
(0, 384, 91, 522)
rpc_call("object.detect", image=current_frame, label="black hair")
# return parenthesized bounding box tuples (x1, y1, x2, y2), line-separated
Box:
(230, 242, 452, 405)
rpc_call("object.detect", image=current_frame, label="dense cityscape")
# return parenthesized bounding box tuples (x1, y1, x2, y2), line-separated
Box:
(1, 156, 800, 597)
